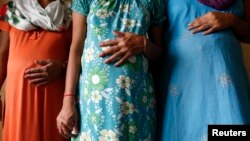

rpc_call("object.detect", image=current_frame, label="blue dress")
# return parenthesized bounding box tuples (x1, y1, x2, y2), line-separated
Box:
(160, 0, 250, 140)
(71, 0, 165, 140)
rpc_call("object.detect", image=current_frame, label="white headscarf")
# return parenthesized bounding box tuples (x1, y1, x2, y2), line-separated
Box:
(6, 0, 71, 31)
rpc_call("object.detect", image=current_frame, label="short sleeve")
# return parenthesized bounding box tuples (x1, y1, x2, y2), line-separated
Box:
(0, 20, 10, 32)
(150, 0, 166, 26)
(0, 2, 9, 32)
(71, 0, 92, 16)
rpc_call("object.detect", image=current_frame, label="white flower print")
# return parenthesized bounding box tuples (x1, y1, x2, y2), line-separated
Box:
(219, 74, 232, 86)
(200, 134, 208, 141)
(142, 138, 151, 141)
(149, 85, 153, 93)
(142, 96, 148, 103)
(116, 75, 132, 89)
(96, 9, 109, 19)
(83, 88, 88, 96)
(121, 101, 135, 114)
(119, 4, 130, 12)
(93, 27, 102, 34)
(85, 48, 94, 63)
(168, 85, 179, 96)
(92, 74, 101, 85)
(101, 1, 110, 6)
(91, 90, 102, 103)
(128, 56, 136, 63)
(121, 18, 136, 28)
(129, 125, 137, 134)
(99, 129, 118, 141)
(80, 132, 92, 141)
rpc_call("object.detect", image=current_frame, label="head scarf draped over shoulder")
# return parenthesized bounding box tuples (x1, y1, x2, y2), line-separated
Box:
(5, 0, 72, 31)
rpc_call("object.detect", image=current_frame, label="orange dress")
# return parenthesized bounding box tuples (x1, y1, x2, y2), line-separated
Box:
(0, 20, 71, 141)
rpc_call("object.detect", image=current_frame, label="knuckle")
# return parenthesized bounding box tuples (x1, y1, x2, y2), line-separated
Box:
(43, 67, 48, 72)
(208, 12, 213, 16)
(120, 37, 125, 41)
(103, 42, 108, 46)
(216, 23, 221, 27)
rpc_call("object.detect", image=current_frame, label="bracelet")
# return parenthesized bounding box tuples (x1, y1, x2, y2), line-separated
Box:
(64, 93, 75, 97)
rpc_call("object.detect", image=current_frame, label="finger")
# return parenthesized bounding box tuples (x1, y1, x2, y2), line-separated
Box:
(64, 120, 74, 130)
(113, 30, 125, 37)
(99, 45, 119, 57)
(24, 68, 43, 74)
(57, 119, 66, 138)
(188, 21, 200, 30)
(24, 72, 48, 79)
(30, 77, 47, 84)
(188, 18, 204, 30)
(72, 116, 79, 135)
(36, 81, 49, 86)
(203, 27, 216, 35)
(115, 53, 131, 67)
(35, 59, 51, 66)
(192, 24, 210, 34)
(61, 123, 72, 137)
(56, 118, 61, 130)
(99, 39, 119, 47)
(104, 51, 124, 64)
(59, 120, 72, 138)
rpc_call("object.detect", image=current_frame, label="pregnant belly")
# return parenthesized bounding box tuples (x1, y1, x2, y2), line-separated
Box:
(167, 30, 241, 60)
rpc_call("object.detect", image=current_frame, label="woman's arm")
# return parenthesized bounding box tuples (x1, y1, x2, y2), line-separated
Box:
(57, 12, 87, 139)
(98, 25, 164, 66)
(64, 12, 86, 98)
(0, 30, 9, 88)
(188, 0, 250, 43)
(0, 30, 9, 121)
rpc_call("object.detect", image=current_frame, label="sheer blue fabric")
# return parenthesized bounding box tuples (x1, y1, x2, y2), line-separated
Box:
(159, 0, 250, 140)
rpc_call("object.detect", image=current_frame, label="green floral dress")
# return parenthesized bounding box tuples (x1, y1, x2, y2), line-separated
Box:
(71, 0, 165, 140)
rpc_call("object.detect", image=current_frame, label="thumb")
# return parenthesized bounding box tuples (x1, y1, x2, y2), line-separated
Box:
(113, 30, 125, 37)
(35, 59, 50, 66)
(71, 116, 79, 135)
